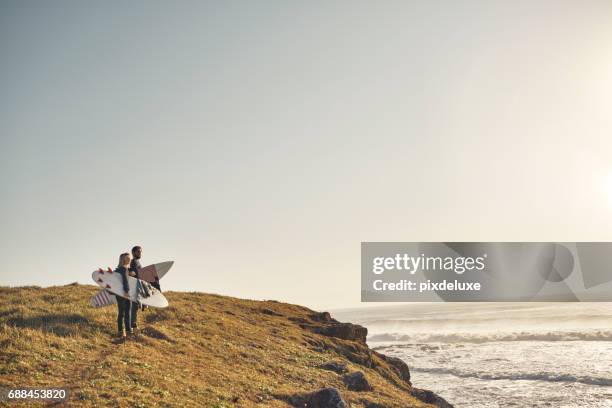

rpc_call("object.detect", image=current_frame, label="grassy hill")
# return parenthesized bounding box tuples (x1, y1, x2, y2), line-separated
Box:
(0, 284, 451, 407)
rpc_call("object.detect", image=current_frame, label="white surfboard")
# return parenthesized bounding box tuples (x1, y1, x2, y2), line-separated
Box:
(91, 268, 169, 308)
(90, 261, 173, 307)
(91, 289, 117, 307)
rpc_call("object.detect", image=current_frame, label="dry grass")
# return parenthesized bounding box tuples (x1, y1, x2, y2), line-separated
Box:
(0, 285, 436, 407)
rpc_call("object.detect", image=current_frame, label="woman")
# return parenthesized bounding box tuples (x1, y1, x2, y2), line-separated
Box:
(115, 252, 132, 341)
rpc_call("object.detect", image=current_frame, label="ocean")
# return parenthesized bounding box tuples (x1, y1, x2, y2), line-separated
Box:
(333, 303, 612, 407)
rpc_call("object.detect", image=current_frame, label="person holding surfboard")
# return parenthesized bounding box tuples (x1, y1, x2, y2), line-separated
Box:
(115, 252, 133, 341)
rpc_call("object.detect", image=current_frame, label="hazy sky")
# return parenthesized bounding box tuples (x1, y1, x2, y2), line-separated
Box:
(2, 1, 612, 309)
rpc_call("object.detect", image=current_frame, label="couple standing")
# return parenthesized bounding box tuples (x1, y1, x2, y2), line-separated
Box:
(114, 245, 159, 341)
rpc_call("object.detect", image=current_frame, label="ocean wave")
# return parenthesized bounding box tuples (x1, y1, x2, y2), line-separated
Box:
(368, 330, 612, 343)
(361, 314, 611, 326)
(409, 366, 612, 387)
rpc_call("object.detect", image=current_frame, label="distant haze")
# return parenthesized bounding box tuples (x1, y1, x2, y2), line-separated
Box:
(2, 1, 612, 309)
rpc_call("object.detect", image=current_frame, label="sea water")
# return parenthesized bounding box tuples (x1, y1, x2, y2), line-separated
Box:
(333, 303, 612, 408)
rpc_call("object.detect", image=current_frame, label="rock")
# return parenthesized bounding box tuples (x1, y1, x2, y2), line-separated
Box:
(319, 361, 348, 374)
(343, 371, 372, 391)
(411, 388, 454, 408)
(296, 312, 367, 343)
(374, 352, 411, 384)
(314, 323, 368, 343)
(288, 387, 347, 408)
(304, 336, 327, 350)
(333, 342, 373, 367)
(310, 312, 334, 322)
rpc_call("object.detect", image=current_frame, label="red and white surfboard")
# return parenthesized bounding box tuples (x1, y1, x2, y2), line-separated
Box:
(91, 288, 115, 307)
(89, 261, 173, 308)
(138, 261, 173, 283)
(91, 268, 168, 308)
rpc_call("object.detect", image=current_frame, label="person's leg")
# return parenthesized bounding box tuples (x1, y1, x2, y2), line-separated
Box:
(116, 298, 123, 335)
(117, 297, 127, 337)
(125, 300, 132, 335)
(130, 301, 139, 331)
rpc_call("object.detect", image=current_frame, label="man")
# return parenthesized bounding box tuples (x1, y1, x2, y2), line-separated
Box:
(129, 245, 143, 335)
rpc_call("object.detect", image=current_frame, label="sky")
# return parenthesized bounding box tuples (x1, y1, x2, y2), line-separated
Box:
(1, 0, 612, 310)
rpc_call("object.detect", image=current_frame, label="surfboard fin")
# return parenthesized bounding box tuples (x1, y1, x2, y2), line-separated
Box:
(107, 267, 112, 273)
(97, 278, 103, 283)
(98, 268, 104, 273)
(106, 284, 111, 289)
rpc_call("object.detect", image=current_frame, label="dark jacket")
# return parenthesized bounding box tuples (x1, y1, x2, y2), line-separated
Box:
(114, 266, 130, 293)
(129, 258, 142, 279)
(129, 258, 152, 299)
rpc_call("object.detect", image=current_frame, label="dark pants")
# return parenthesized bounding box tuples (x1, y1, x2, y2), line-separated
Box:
(130, 301, 139, 328)
(116, 296, 131, 334)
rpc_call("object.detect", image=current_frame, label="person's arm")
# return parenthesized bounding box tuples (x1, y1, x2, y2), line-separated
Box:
(118, 267, 129, 294)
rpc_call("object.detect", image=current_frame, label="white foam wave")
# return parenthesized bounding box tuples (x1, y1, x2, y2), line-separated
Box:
(410, 366, 612, 386)
(368, 330, 612, 343)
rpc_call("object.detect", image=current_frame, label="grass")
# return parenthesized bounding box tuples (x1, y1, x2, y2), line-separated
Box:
(0, 284, 438, 407)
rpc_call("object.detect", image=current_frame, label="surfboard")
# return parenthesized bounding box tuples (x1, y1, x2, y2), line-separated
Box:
(139, 261, 173, 283)
(89, 261, 173, 307)
(90, 289, 116, 307)
(91, 268, 169, 308)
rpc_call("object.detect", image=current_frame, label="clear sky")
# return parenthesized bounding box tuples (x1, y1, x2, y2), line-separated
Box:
(2, 1, 612, 310)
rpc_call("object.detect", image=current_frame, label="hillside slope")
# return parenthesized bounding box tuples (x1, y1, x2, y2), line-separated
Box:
(0, 284, 452, 407)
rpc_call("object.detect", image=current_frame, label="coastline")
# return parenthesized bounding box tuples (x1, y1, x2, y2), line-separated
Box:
(0, 284, 454, 407)
(336, 303, 612, 408)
